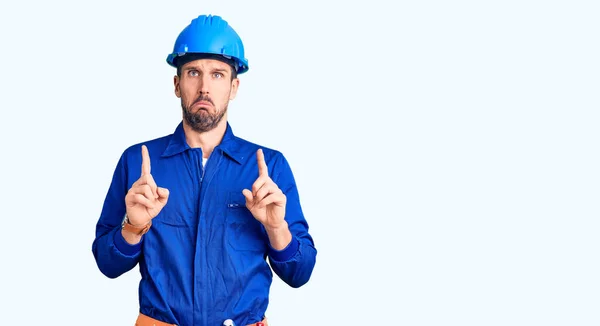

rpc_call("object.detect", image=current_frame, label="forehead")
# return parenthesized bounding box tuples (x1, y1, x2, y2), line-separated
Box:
(181, 58, 231, 71)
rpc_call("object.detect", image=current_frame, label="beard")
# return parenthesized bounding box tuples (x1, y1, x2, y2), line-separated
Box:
(182, 95, 227, 133)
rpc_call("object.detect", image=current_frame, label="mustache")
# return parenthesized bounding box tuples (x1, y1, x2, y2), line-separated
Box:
(192, 95, 214, 107)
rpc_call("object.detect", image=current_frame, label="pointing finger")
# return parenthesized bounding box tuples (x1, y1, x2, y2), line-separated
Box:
(141, 145, 151, 176)
(256, 148, 268, 177)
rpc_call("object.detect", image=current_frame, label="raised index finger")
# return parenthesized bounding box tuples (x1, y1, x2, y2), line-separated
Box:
(256, 148, 268, 177)
(141, 145, 151, 176)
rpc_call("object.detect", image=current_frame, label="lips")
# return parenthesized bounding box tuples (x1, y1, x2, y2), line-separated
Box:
(193, 101, 212, 110)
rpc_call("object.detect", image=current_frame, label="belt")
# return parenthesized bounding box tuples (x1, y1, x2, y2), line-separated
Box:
(135, 313, 268, 326)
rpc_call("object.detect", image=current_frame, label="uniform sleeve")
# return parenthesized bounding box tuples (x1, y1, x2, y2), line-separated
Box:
(92, 152, 144, 278)
(267, 153, 317, 288)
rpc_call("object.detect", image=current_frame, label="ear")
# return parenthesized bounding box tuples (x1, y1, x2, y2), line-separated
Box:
(174, 75, 181, 98)
(229, 78, 240, 100)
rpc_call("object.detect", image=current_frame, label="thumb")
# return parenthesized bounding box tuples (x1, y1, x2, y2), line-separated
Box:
(157, 187, 170, 205)
(242, 189, 254, 208)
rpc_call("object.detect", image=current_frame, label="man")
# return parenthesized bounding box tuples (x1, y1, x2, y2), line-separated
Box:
(92, 14, 317, 326)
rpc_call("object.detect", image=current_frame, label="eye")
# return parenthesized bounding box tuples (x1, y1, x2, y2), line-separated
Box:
(213, 72, 224, 79)
(188, 70, 199, 77)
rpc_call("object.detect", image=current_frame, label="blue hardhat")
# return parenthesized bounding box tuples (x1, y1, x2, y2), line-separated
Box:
(166, 15, 249, 74)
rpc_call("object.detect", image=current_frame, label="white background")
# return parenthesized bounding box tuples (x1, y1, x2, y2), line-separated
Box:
(0, 0, 598, 325)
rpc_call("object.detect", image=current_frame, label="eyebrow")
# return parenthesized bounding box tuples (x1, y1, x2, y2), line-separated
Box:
(211, 68, 229, 74)
(184, 66, 229, 74)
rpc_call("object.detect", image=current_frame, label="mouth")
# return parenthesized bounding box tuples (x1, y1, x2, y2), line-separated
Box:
(192, 101, 212, 110)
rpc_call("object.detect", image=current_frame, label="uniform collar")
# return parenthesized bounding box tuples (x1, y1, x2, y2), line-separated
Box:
(161, 121, 244, 164)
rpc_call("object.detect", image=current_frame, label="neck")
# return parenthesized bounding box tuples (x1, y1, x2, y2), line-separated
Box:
(182, 118, 228, 159)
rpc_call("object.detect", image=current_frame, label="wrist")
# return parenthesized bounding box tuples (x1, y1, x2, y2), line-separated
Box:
(264, 221, 288, 233)
(121, 214, 152, 239)
(114, 226, 143, 255)
(121, 228, 143, 245)
(265, 222, 292, 251)
(124, 214, 150, 227)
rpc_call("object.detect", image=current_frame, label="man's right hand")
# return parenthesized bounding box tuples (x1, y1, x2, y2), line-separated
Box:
(124, 145, 170, 227)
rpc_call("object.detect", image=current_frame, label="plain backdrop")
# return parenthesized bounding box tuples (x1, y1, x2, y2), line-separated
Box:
(0, 0, 598, 325)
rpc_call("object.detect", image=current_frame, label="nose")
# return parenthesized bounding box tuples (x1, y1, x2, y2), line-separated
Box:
(198, 75, 211, 94)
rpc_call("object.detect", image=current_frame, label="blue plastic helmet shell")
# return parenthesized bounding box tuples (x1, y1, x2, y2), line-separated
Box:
(166, 15, 249, 74)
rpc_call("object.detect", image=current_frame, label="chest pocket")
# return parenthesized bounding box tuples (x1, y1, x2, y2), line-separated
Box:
(226, 191, 267, 252)
(153, 192, 195, 228)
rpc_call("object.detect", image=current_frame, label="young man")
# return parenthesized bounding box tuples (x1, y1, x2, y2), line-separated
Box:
(92, 14, 317, 326)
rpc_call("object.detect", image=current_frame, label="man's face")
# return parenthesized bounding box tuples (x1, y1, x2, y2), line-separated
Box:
(174, 59, 239, 133)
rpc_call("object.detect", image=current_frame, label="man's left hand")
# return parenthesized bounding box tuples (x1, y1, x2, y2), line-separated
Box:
(242, 149, 287, 231)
